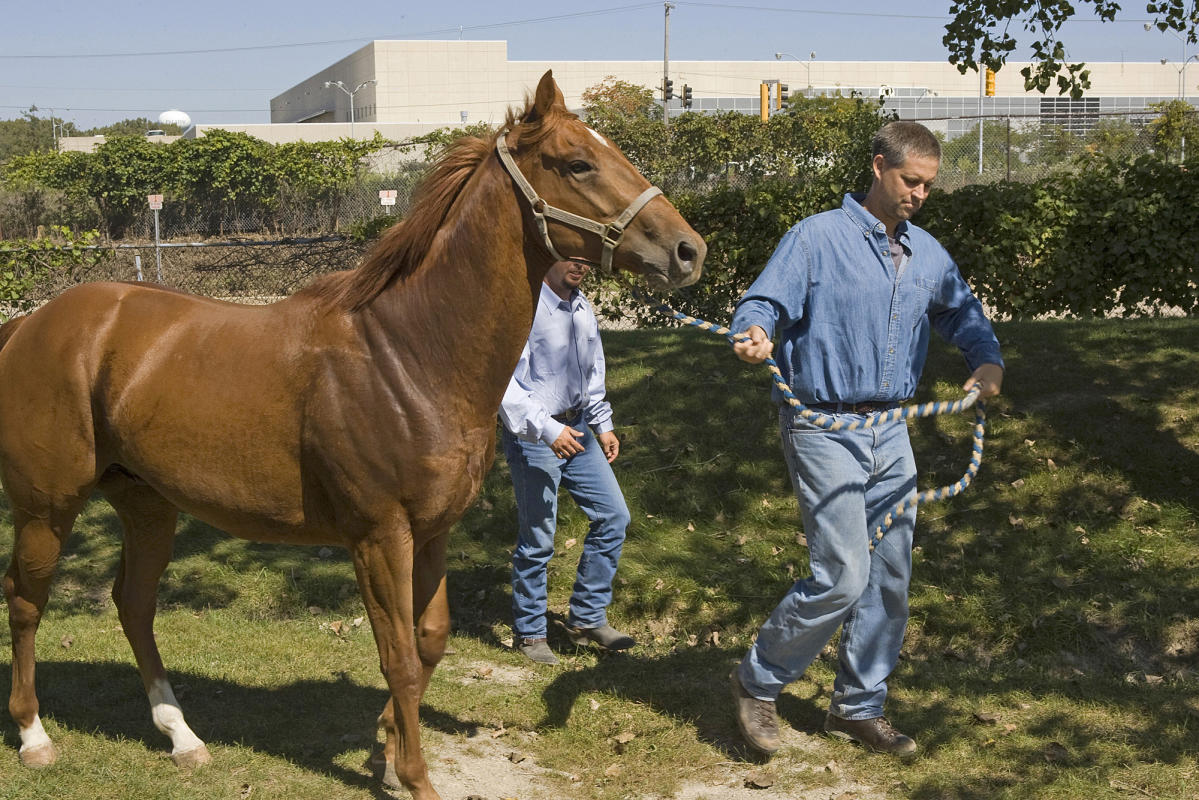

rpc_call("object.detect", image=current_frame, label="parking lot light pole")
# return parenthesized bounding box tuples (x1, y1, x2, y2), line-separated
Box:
(323, 79, 377, 138)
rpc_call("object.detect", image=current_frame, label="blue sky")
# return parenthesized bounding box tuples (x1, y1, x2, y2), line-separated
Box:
(0, 1, 1185, 130)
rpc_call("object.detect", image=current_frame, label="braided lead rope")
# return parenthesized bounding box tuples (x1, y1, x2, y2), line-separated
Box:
(635, 292, 987, 551)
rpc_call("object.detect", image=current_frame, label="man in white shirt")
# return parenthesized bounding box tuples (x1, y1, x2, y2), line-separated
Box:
(499, 260, 635, 665)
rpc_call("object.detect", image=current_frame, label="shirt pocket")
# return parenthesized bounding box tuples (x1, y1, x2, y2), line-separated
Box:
(908, 277, 940, 327)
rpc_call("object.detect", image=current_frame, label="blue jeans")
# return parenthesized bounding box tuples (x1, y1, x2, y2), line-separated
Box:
(502, 423, 631, 640)
(737, 406, 918, 720)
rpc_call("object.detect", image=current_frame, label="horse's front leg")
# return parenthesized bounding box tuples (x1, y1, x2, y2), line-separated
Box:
(350, 524, 440, 800)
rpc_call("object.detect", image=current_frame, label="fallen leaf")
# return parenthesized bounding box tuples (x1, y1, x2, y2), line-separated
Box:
(654, 578, 665, 590)
(472, 666, 493, 680)
(735, 535, 747, 546)
(1043, 741, 1069, 762)
(1010, 478, 1026, 488)
(240, 785, 253, 800)
(1046, 458, 1058, 470)
(687, 522, 695, 532)
(351, 616, 364, 628)
(824, 760, 841, 774)
(973, 711, 1000, 725)
(1008, 514, 1025, 528)
(615, 731, 636, 744)
(771, 545, 782, 555)
(1002, 723, 1018, 734)
(604, 763, 623, 777)
(745, 768, 775, 788)
(589, 698, 600, 711)
(761, 498, 772, 507)
(563, 537, 577, 550)
(329, 620, 344, 636)
(1024, 439, 1036, 448)
(506, 751, 528, 763)
(490, 726, 507, 739)
(60, 635, 74, 649)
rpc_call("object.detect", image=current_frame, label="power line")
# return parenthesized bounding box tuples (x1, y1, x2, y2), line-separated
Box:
(0, 3, 659, 60)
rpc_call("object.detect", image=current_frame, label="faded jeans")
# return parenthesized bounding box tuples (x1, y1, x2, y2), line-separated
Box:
(737, 406, 918, 720)
(503, 423, 631, 641)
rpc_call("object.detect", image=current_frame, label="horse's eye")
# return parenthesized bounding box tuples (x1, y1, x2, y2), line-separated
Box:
(568, 160, 592, 175)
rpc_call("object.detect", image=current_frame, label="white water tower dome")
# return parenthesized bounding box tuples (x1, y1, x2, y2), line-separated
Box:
(158, 109, 191, 129)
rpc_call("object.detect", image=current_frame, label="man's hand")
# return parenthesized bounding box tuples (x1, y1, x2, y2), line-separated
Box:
(733, 325, 773, 364)
(550, 426, 586, 459)
(596, 431, 620, 463)
(963, 363, 1004, 399)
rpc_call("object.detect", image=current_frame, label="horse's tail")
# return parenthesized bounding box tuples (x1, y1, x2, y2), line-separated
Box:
(0, 315, 27, 354)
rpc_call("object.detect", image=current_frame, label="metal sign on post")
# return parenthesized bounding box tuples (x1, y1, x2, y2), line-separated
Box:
(147, 194, 164, 281)
(379, 189, 397, 213)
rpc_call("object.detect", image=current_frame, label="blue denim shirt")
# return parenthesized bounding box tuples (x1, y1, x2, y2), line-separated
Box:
(731, 193, 1003, 405)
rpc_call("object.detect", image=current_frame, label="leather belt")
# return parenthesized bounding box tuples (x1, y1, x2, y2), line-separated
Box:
(551, 406, 584, 423)
(805, 401, 899, 415)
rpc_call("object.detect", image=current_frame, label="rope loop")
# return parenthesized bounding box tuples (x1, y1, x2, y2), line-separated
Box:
(633, 289, 988, 551)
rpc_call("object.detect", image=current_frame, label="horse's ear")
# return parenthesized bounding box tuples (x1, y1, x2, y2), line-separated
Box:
(524, 70, 565, 125)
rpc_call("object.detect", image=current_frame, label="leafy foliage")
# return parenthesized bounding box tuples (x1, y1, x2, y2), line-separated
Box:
(2, 132, 389, 238)
(943, 0, 1198, 98)
(0, 226, 108, 319)
(582, 88, 888, 325)
(919, 153, 1199, 317)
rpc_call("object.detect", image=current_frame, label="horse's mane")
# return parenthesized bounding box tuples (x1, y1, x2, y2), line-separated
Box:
(300, 100, 577, 312)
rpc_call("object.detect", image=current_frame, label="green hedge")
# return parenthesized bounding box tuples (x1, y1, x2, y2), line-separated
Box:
(920, 155, 1199, 318)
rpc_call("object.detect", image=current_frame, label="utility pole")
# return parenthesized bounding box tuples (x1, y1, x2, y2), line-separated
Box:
(977, 66, 984, 175)
(663, 2, 674, 129)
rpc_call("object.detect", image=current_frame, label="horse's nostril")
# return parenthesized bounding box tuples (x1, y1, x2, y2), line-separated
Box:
(677, 240, 698, 263)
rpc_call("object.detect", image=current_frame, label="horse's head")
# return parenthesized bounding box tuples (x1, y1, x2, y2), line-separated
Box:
(499, 71, 704, 290)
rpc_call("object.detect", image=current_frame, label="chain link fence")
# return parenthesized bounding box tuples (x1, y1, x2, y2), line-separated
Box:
(1, 108, 1193, 313)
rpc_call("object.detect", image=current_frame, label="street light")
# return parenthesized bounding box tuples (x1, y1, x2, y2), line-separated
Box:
(775, 51, 816, 96)
(323, 78, 377, 138)
(1145, 22, 1194, 98)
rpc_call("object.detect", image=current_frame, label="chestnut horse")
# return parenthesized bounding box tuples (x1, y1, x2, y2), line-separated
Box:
(0, 71, 704, 800)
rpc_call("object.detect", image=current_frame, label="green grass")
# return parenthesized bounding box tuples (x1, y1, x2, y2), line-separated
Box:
(2, 318, 1198, 799)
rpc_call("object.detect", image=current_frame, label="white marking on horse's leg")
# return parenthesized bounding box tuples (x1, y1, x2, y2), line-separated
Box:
(586, 126, 610, 147)
(18, 714, 53, 754)
(148, 678, 208, 761)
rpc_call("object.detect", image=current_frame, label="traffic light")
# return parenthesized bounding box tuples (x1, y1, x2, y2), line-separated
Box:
(682, 84, 693, 109)
(985, 68, 996, 97)
(778, 83, 790, 110)
(663, 78, 674, 101)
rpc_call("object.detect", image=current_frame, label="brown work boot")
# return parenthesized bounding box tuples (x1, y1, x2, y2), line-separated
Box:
(730, 669, 781, 754)
(824, 714, 917, 758)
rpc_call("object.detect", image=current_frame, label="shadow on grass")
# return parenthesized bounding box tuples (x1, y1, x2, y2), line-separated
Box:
(0, 659, 472, 799)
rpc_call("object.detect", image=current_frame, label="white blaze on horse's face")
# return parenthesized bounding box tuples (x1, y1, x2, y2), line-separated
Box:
(585, 126, 610, 148)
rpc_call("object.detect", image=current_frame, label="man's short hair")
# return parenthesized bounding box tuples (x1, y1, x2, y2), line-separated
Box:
(872, 121, 941, 167)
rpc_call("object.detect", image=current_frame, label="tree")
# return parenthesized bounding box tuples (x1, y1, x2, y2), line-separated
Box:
(1146, 99, 1199, 161)
(82, 118, 183, 137)
(943, 1, 1198, 99)
(0, 109, 80, 163)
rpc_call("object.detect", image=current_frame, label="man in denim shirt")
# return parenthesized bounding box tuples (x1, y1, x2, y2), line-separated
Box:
(500, 260, 636, 665)
(729, 122, 1004, 757)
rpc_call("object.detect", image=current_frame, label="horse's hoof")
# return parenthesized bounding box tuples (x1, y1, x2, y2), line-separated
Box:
(171, 745, 212, 768)
(365, 749, 403, 790)
(19, 742, 57, 768)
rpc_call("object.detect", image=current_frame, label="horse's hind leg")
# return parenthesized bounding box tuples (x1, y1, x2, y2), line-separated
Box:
(105, 481, 210, 767)
(3, 506, 82, 767)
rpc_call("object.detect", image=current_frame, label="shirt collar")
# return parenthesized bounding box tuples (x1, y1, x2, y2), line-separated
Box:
(842, 192, 911, 247)
(539, 280, 583, 313)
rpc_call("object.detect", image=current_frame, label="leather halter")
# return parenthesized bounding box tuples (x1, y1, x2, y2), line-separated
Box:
(495, 128, 663, 273)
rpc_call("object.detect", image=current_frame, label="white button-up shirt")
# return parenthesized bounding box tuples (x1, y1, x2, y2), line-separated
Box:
(500, 281, 614, 445)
